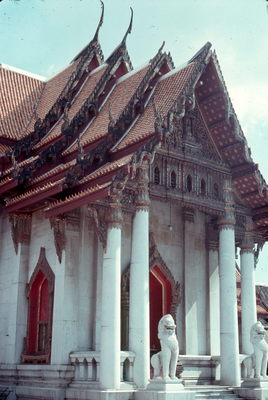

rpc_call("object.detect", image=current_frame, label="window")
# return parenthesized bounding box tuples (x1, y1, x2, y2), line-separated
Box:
(22, 248, 54, 364)
(200, 179, 206, 196)
(154, 166, 160, 185)
(213, 183, 219, 199)
(170, 171, 176, 188)
(186, 175, 192, 192)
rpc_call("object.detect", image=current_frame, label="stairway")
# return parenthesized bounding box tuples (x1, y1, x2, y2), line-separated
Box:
(188, 386, 244, 400)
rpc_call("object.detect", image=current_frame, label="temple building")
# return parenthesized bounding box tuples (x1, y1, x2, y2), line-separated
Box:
(0, 5, 268, 400)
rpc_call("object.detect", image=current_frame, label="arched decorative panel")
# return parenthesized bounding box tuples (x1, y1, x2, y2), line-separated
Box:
(22, 247, 54, 364)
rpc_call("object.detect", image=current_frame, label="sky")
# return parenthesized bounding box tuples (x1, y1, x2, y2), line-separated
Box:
(0, 0, 268, 284)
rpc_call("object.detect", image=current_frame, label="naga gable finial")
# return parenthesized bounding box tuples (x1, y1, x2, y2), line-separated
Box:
(92, 0, 104, 43)
(122, 7, 133, 45)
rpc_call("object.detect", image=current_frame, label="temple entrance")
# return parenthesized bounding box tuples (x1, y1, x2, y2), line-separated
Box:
(121, 240, 180, 352)
(149, 265, 172, 351)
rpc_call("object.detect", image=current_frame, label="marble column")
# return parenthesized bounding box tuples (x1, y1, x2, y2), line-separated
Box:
(99, 195, 122, 390)
(207, 222, 220, 355)
(240, 218, 257, 355)
(129, 162, 150, 388)
(218, 181, 240, 386)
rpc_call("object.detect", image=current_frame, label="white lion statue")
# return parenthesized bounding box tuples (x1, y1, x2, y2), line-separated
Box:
(151, 314, 179, 381)
(242, 321, 268, 379)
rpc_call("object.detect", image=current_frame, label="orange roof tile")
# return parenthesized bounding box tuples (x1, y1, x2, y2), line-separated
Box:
(63, 64, 150, 155)
(115, 63, 196, 151)
(34, 64, 108, 148)
(0, 64, 44, 140)
(5, 178, 64, 208)
(30, 160, 76, 185)
(78, 154, 132, 185)
(34, 61, 79, 122)
(45, 181, 111, 217)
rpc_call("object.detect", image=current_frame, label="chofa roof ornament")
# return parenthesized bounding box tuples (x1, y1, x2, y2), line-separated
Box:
(72, 0, 105, 62)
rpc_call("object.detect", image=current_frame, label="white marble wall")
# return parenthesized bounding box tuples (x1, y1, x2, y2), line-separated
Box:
(0, 214, 29, 364)
(0, 196, 212, 369)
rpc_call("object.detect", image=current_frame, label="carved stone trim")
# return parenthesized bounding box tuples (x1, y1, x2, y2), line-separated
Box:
(149, 232, 181, 319)
(9, 213, 32, 254)
(22, 247, 54, 364)
(27, 247, 55, 297)
(50, 216, 66, 263)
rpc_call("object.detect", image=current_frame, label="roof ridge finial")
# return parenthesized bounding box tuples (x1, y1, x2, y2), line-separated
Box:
(92, 0, 104, 43)
(159, 41, 165, 53)
(187, 41, 212, 65)
(122, 7, 133, 45)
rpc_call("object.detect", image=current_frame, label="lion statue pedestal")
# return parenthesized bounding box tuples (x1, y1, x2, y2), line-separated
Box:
(151, 314, 180, 382)
(235, 322, 268, 400)
(241, 321, 268, 380)
(136, 315, 195, 400)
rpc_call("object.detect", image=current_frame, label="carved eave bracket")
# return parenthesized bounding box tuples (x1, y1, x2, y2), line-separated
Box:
(9, 213, 32, 254)
(88, 204, 108, 251)
(50, 216, 66, 263)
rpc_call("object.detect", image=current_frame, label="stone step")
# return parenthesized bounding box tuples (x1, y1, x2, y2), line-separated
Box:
(192, 387, 245, 400)
(195, 396, 241, 400)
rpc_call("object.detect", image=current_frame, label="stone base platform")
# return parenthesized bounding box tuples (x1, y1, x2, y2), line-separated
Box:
(234, 378, 268, 400)
(135, 380, 195, 400)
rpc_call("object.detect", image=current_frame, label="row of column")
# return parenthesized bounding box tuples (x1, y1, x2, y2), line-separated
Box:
(209, 182, 257, 386)
(99, 162, 150, 390)
(98, 174, 257, 389)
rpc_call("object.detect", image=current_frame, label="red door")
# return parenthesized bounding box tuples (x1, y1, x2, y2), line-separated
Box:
(149, 265, 172, 351)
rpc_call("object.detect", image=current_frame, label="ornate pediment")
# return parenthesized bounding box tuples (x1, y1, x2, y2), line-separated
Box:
(163, 106, 223, 165)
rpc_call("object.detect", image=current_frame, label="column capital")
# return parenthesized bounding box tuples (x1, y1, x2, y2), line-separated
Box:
(135, 163, 150, 211)
(218, 180, 236, 230)
(240, 216, 255, 254)
(105, 196, 123, 229)
(183, 207, 195, 223)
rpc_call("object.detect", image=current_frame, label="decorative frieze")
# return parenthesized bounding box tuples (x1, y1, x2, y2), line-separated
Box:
(9, 213, 32, 254)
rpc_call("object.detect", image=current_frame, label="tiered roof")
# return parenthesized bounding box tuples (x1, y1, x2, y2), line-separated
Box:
(1, 6, 268, 241)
